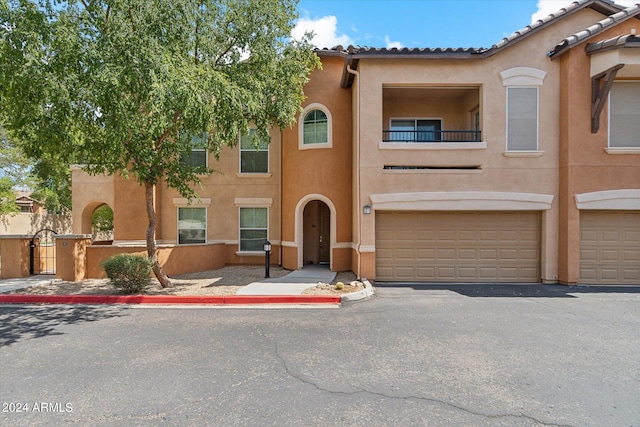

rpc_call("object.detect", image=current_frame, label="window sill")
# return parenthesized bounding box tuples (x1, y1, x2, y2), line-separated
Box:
(235, 251, 267, 257)
(235, 173, 272, 178)
(502, 151, 544, 158)
(605, 147, 640, 154)
(379, 141, 486, 150)
(299, 142, 332, 150)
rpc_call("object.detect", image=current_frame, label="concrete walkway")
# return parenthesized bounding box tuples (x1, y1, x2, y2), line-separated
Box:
(0, 275, 58, 294)
(237, 265, 336, 295)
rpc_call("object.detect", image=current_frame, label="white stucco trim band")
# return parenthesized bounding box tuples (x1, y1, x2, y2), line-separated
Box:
(575, 189, 640, 210)
(369, 191, 554, 211)
(172, 198, 211, 207)
(234, 198, 273, 207)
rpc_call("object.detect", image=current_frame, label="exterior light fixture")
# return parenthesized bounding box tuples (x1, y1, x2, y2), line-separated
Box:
(264, 240, 272, 278)
(363, 205, 372, 215)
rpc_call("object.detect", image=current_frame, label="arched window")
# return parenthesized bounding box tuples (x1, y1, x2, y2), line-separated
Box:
(299, 103, 332, 149)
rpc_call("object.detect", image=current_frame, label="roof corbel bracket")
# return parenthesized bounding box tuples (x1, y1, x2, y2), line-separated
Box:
(591, 64, 624, 133)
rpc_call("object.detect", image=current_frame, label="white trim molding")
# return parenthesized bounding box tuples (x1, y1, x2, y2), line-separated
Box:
(575, 189, 640, 210)
(500, 67, 547, 86)
(294, 193, 338, 269)
(298, 103, 333, 150)
(370, 191, 554, 211)
(234, 198, 273, 207)
(379, 142, 486, 150)
(172, 197, 211, 207)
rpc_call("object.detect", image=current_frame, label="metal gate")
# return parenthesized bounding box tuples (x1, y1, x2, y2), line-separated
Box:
(30, 228, 58, 275)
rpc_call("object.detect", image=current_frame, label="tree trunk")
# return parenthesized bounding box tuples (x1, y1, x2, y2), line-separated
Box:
(144, 181, 172, 288)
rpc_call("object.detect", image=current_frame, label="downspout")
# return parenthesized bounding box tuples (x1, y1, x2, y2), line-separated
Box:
(346, 62, 361, 278)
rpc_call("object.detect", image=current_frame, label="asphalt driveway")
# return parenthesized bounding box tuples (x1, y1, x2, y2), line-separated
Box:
(1, 284, 639, 426)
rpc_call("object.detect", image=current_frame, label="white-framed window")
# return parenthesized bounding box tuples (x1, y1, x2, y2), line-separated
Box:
(299, 103, 332, 149)
(609, 81, 640, 148)
(180, 133, 208, 170)
(388, 118, 443, 142)
(506, 87, 538, 151)
(177, 207, 207, 245)
(239, 207, 268, 252)
(240, 129, 269, 173)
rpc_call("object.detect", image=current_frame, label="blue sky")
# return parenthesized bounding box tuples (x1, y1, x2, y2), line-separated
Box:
(292, 0, 638, 49)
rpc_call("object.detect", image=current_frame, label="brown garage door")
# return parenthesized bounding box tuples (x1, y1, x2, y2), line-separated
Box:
(375, 211, 541, 282)
(580, 211, 640, 285)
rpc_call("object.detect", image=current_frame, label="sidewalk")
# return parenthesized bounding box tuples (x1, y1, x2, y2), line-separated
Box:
(238, 264, 336, 295)
(0, 266, 373, 305)
(0, 275, 58, 294)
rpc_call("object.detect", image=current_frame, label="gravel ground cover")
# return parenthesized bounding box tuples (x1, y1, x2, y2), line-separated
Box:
(9, 266, 363, 296)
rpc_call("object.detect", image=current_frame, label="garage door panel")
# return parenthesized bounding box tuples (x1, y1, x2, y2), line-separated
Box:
(624, 249, 639, 261)
(623, 270, 639, 281)
(580, 211, 640, 285)
(458, 249, 476, 260)
(376, 211, 541, 282)
(438, 248, 456, 260)
(437, 267, 456, 280)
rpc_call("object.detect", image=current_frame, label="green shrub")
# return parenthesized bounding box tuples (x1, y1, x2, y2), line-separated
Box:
(102, 254, 153, 294)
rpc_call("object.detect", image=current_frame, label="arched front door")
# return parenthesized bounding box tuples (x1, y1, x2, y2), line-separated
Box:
(303, 200, 330, 265)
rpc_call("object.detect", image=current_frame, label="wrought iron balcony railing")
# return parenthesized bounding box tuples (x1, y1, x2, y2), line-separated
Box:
(382, 130, 482, 143)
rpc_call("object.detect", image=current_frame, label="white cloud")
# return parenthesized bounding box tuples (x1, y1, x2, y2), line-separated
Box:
(531, 0, 638, 23)
(384, 36, 404, 49)
(291, 15, 354, 49)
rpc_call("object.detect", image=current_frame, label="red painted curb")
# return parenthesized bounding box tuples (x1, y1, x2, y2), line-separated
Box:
(0, 294, 341, 305)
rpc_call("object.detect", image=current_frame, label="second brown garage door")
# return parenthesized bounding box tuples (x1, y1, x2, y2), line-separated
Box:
(375, 211, 541, 282)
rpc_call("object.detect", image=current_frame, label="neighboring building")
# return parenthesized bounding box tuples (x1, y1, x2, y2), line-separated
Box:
(71, 0, 640, 284)
(0, 192, 72, 235)
(15, 193, 45, 214)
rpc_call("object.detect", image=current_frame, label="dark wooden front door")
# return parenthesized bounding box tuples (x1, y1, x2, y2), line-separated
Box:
(303, 201, 330, 264)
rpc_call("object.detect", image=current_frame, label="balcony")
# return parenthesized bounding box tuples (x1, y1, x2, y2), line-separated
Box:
(382, 86, 482, 146)
(382, 129, 482, 143)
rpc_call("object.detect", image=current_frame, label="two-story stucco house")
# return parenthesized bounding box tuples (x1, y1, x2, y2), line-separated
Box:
(72, 0, 640, 285)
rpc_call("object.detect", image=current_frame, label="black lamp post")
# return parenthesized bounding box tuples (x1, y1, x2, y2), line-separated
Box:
(264, 240, 271, 278)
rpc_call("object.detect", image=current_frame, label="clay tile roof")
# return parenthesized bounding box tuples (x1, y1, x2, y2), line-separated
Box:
(586, 33, 640, 53)
(548, 3, 640, 58)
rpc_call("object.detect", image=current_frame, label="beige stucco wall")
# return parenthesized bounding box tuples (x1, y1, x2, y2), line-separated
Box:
(351, 9, 611, 282)
(281, 55, 353, 271)
(0, 213, 72, 235)
(71, 167, 115, 235)
(557, 20, 640, 284)
(155, 126, 281, 249)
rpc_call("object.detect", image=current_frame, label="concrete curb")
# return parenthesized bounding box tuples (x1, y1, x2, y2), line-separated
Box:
(340, 279, 375, 303)
(0, 294, 340, 306)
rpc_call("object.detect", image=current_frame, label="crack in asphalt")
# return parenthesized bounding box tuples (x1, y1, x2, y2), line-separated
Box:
(273, 341, 576, 427)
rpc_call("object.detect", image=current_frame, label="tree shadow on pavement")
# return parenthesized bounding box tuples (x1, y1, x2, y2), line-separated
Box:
(374, 283, 640, 298)
(0, 305, 129, 347)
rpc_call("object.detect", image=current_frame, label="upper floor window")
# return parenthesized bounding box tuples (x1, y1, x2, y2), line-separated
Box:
(506, 87, 538, 151)
(180, 133, 207, 170)
(609, 81, 640, 148)
(299, 103, 332, 149)
(240, 129, 269, 173)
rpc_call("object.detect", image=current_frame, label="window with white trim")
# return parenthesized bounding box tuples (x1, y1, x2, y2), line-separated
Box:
(299, 103, 332, 149)
(506, 87, 538, 151)
(609, 81, 640, 148)
(178, 207, 206, 245)
(180, 133, 207, 170)
(240, 129, 269, 173)
(239, 207, 268, 251)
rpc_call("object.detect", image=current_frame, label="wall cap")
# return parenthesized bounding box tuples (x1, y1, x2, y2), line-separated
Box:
(370, 191, 554, 211)
(575, 189, 640, 210)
